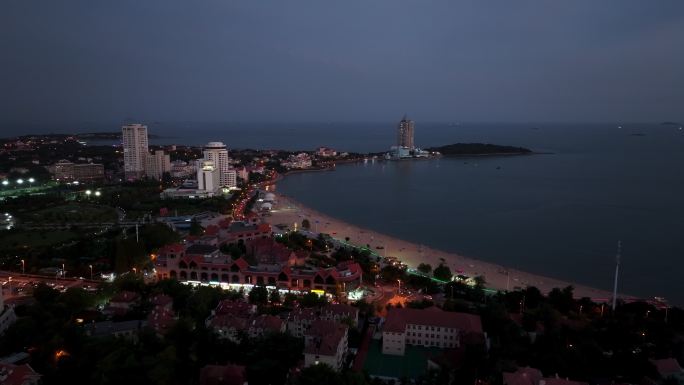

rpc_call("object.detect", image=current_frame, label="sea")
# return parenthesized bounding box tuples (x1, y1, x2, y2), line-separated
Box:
(8, 121, 684, 304)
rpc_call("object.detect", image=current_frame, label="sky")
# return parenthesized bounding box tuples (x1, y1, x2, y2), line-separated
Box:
(1, 0, 683, 128)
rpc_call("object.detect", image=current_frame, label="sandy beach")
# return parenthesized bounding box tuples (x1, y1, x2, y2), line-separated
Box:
(264, 193, 635, 302)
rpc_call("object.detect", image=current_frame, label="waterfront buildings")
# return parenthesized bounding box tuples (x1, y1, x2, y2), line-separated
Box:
(49, 159, 104, 181)
(381, 307, 483, 356)
(316, 147, 337, 157)
(397, 115, 415, 150)
(122, 124, 149, 180)
(145, 150, 171, 180)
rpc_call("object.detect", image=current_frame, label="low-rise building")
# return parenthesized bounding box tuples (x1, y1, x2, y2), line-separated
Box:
(382, 307, 483, 356)
(303, 320, 348, 371)
(0, 290, 17, 336)
(84, 320, 146, 341)
(50, 159, 104, 181)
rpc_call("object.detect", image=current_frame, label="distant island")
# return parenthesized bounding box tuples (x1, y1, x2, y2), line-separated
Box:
(426, 143, 533, 156)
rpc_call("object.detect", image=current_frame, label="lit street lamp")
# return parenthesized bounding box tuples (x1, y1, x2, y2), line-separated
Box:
(16, 179, 23, 185)
(62, 263, 65, 278)
(94, 191, 101, 197)
(89, 265, 93, 280)
(1, 180, 8, 186)
(85, 190, 92, 197)
(21, 259, 25, 275)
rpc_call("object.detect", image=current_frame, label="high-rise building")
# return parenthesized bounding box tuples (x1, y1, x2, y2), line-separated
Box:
(197, 159, 220, 194)
(122, 124, 149, 180)
(145, 150, 171, 180)
(203, 142, 231, 187)
(397, 115, 415, 149)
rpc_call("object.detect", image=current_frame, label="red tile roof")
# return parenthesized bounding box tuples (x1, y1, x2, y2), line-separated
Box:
(651, 358, 683, 377)
(209, 315, 250, 331)
(384, 307, 483, 334)
(503, 367, 543, 385)
(151, 294, 173, 308)
(214, 300, 253, 317)
(160, 243, 185, 254)
(205, 225, 220, 236)
(542, 378, 588, 385)
(148, 305, 176, 334)
(251, 314, 283, 333)
(0, 363, 41, 385)
(304, 320, 348, 357)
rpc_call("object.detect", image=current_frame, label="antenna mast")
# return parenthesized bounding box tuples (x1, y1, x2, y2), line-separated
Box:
(611, 241, 621, 311)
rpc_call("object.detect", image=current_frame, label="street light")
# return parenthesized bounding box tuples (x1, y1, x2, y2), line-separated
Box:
(85, 190, 92, 196)
(21, 259, 25, 275)
(89, 265, 93, 280)
(1, 180, 8, 186)
(62, 263, 65, 278)
(16, 179, 23, 185)
(94, 191, 101, 197)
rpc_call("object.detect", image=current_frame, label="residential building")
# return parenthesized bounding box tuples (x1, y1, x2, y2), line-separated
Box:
(382, 307, 483, 356)
(122, 123, 149, 180)
(145, 150, 171, 180)
(197, 159, 220, 194)
(171, 160, 196, 178)
(203, 142, 231, 187)
(84, 320, 145, 341)
(225, 169, 237, 190)
(303, 320, 348, 371)
(397, 115, 415, 150)
(503, 367, 590, 385)
(0, 362, 41, 385)
(50, 160, 104, 181)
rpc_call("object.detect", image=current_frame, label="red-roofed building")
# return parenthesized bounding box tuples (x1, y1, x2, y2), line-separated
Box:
(0, 363, 41, 385)
(148, 305, 176, 336)
(382, 307, 483, 356)
(651, 358, 684, 381)
(503, 367, 543, 385)
(248, 314, 285, 338)
(105, 291, 140, 316)
(199, 364, 246, 385)
(321, 304, 359, 327)
(303, 320, 348, 371)
(155, 241, 362, 293)
(286, 308, 319, 337)
(151, 294, 174, 311)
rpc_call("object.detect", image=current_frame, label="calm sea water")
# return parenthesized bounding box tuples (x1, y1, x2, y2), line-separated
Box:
(7, 121, 684, 303)
(269, 123, 683, 305)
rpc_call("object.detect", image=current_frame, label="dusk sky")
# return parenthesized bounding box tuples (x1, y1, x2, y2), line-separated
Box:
(2, 0, 683, 126)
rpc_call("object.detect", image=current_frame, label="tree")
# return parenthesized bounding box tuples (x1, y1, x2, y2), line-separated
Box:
(301, 219, 311, 230)
(297, 363, 343, 385)
(417, 263, 432, 275)
(189, 219, 204, 236)
(249, 286, 269, 305)
(433, 263, 453, 282)
(269, 289, 281, 304)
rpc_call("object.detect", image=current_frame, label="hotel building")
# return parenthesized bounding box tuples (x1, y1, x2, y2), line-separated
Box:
(397, 115, 415, 150)
(145, 150, 171, 180)
(122, 124, 149, 180)
(203, 142, 235, 188)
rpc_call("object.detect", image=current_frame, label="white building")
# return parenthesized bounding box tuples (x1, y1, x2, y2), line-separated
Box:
(203, 142, 232, 187)
(382, 307, 483, 356)
(225, 169, 237, 190)
(303, 320, 348, 371)
(145, 150, 171, 180)
(122, 124, 149, 180)
(170, 160, 196, 178)
(197, 159, 220, 195)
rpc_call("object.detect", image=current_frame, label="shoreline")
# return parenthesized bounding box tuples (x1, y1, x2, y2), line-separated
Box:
(263, 190, 637, 303)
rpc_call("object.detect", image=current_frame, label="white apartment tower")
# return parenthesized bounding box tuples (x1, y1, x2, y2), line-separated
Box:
(145, 150, 171, 180)
(197, 159, 220, 194)
(122, 124, 149, 180)
(203, 142, 236, 188)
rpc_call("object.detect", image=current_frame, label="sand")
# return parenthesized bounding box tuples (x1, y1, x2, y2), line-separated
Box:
(263, 193, 635, 302)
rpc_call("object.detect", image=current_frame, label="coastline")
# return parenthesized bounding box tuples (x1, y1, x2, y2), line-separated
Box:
(264, 190, 636, 302)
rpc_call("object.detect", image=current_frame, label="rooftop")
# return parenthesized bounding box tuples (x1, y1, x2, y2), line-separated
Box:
(383, 307, 483, 334)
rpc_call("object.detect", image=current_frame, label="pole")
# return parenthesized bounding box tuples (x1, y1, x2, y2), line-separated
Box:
(135, 224, 139, 243)
(611, 241, 621, 312)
